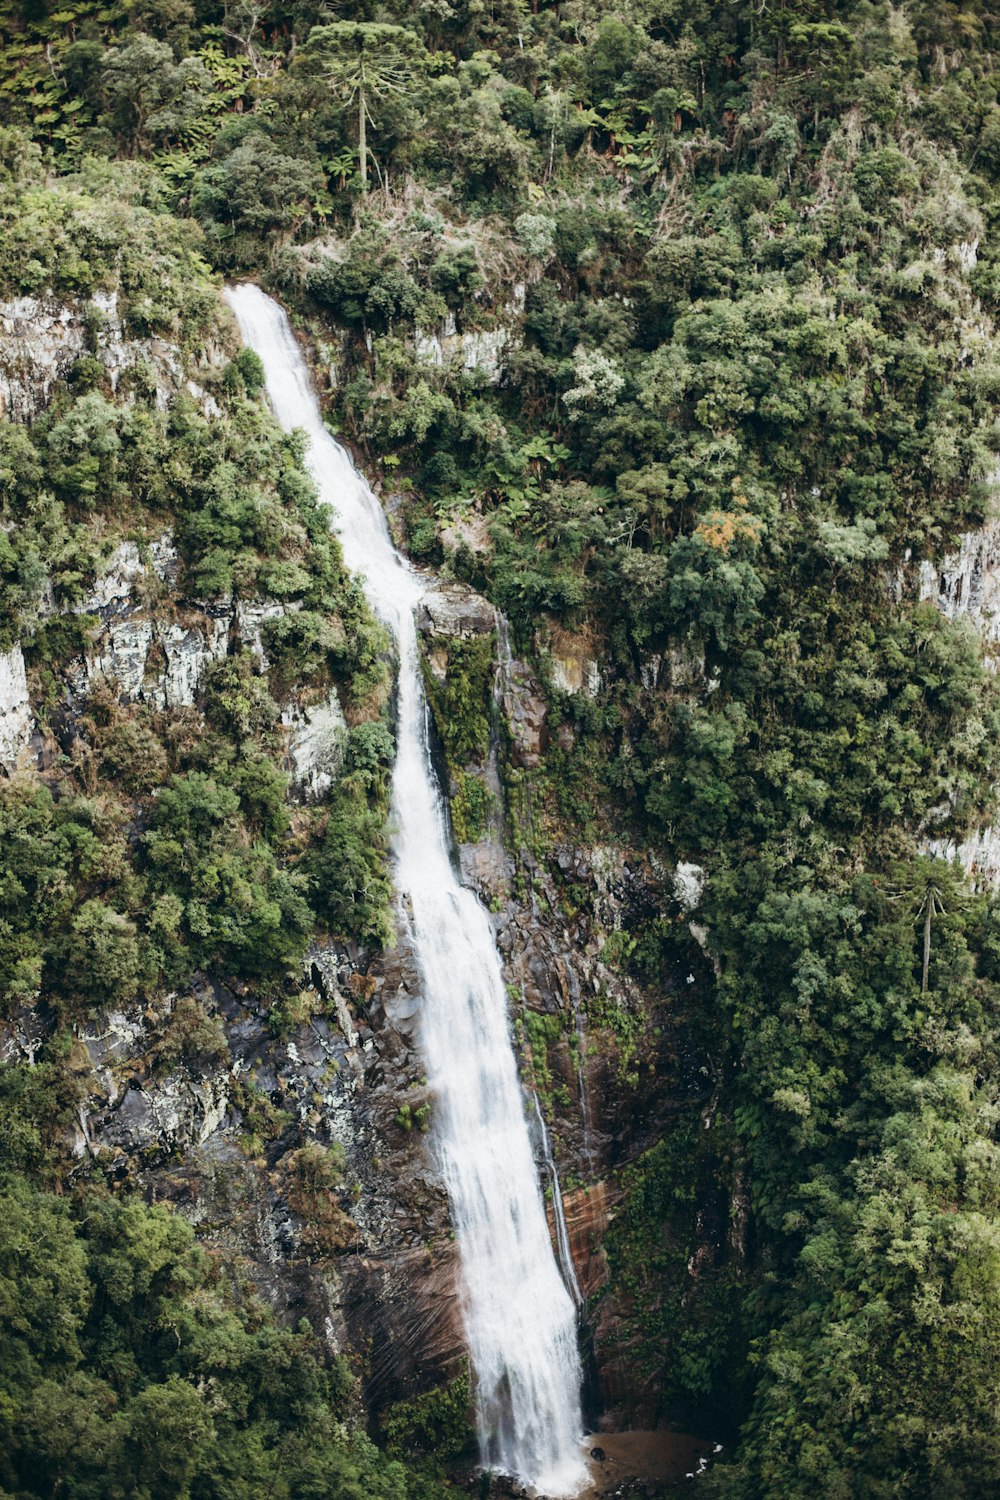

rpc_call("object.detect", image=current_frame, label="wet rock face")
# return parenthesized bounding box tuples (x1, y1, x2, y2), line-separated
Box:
(459, 832, 720, 1425)
(501, 659, 548, 769)
(489, 846, 703, 1180)
(558, 1182, 613, 1301)
(414, 572, 725, 1426)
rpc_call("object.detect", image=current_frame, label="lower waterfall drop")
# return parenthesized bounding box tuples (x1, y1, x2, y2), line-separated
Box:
(225, 284, 587, 1498)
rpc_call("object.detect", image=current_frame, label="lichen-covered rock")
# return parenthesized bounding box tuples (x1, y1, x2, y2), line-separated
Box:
(81, 617, 157, 700)
(72, 607, 230, 710)
(235, 598, 294, 668)
(926, 825, 1000, 891)
(95, 1073, 229, 1155)
(148, 533, 180, 589)
(0, 645, 33, 773)
(546, 628, 602, 698)
(673, 863, 705, 912)
(88, 541, 146, 611)
(66, 533, 179, 622)
(0, 293, 186, 420)
(0, 298, 84, 421)
(413, 321, 517, 384)
(150, 617, 231, 709)
(918, 516, 1000, 647)
(283, 689, 348, 801)
(43, 529, 202, 713)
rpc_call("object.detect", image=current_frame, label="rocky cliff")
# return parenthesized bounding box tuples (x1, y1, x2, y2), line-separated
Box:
(0, 285, 726, 1452)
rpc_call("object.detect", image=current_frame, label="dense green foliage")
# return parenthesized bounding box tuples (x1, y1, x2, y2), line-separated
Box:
(422, 636, 496, 841)
(6, 0, 1000, 1493)
(0, 162, 396, 1014)
(0, 146, 409, 1493)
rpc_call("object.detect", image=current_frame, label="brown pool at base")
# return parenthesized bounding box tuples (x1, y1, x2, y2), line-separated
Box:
(582, 1430, 717, 1495)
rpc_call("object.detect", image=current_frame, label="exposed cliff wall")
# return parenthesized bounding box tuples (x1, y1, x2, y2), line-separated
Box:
(0, 292, 219, 421)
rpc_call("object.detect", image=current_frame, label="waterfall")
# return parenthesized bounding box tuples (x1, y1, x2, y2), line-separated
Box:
(495, 611, 514, 703)
(530, 1090, 583, 1308)
(224, 285, 586, 1498)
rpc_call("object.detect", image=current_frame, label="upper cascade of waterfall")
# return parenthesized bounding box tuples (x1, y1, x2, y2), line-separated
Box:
(224, 283, 586, 1498)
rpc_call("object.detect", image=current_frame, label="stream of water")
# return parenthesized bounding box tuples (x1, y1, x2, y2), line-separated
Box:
(225, 284, 586, 1497)
(530, 1089, 583, 1309)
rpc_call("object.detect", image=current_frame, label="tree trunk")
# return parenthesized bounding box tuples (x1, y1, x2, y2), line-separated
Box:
(358, 81, 368, 192)
(922, 897, 933, 993)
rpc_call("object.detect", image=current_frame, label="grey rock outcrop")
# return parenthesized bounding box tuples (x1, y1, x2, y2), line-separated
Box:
(502, 659, 548, 769)
(87, 541, 147, 611)
(0, 645, 33, 774)
(918, 517, 1000, 649)
(417, 579, 497, 639)
(153, 618, 232, 710)
(61, 534, 312, 716)
(0, 292, 187, 420)
(79, 535, 179, 613)
(74, 612, 231, 709)
(81, 617, 158, 700)
(283, 689, 349, 801)
(413, 320, 518, 385)
(235, 598, 294, 668)
(546, 629, 602, 698)
(926, 825, 1000, 891)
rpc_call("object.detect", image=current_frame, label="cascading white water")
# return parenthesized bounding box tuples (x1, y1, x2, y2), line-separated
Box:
(530, 1089, 583, 1309)
(224, 285, 586, 1498)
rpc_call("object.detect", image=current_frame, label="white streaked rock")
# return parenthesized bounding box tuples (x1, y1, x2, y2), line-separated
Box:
(927, 826, 1000, 892)
(150, 617, 230, 709)
(917, 517, 1000, 647)
(283, 689, 348, 801)
(0, 645, 33, 773)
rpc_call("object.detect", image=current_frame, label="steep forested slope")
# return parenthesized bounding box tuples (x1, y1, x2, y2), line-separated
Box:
(4, 0, 1000, 1495)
